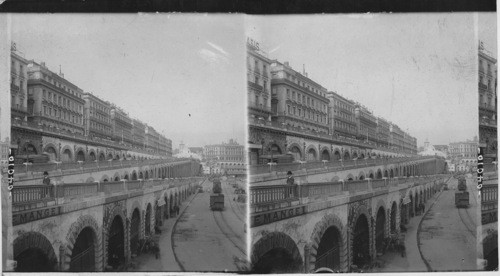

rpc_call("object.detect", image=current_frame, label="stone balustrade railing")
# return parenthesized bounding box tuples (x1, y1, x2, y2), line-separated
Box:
(250, 155, 438, 179)
(12, 177, 205, 210)
(250, 174, 449, 208)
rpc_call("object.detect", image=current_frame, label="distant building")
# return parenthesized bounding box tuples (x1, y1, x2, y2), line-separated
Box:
(204, 139, 245, 163)
(433, 145, 449, 155)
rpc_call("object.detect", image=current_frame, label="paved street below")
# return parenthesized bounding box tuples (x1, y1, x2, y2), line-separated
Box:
(373, 176, 480, 272)
(172, 178, 247, 272)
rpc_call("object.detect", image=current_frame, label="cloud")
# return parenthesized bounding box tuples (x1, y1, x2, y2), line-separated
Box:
(198, 48, 229, 65)
(206, 41, 229, 57)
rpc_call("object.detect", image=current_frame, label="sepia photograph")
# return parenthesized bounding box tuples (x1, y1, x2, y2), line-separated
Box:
(3, 14, 248, 272)
(247, 13, 498, 273)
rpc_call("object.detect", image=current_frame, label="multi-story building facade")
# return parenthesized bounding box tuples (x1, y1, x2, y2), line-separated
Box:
(376, 117, 391, 147)
(247, 38, 273, 122)
(478, 41, 497, 160)
(448, 139, 478, 159)
(27, 61, 85, 136)
(355, 105, 377, 143)
(110, 104, 133, 145)
(204, 139, 245, 163)
(270, 61, 329, 134)
(145, 125, 160, 154)
(11, 42, 29, 122)
(83, 92, 112, 140)
(327, 92, 357, 139)
(131, 119, 146, 149)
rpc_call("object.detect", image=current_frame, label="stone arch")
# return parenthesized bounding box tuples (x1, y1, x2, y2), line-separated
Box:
(352, 151, 358, 159)
(383, 170, 388, 178)
(43, 143, 58, 161)
(333, 148, 341, 161)
(251, 232, 303, 273)
(144, 202, 153, 236)
(389, 201, 398, 234)
(98, 152, 106, 161)
(343, 151, 350, 160)
(309, 214, 347, 272)
(390, 168, 394, 178)
(101, 175, 110, 182)
(131, 170, 138, 180)
(75, 148, 85, 162)
(376, 169, 383, 179)
(115, 154, 120, 160)
(86, 177, 95, 183)
(358, 171, 366, 180)
(360, 153, 365, 159)
(103, 203, 128, 269)
(373, 200, 387, 254)
(139, 171, 144, 180)
(107, 153, 113, 160)
(61, 145, 73, 162)
(306, 145, 318, 162)
(349, 202, 373, 268)
(64, 214, 102, 271)
(113, 172, 121, 182)
(13, 231, 58, 272)
(88, 150, 97, 161)
(368, 170, 374, 179)
(346, 173, 354, 181)
(320, 147, 331, 161)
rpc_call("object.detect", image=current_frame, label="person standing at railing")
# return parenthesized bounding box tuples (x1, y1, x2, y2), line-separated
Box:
(286, 171, 295, 198)
(42, 171, 52, 197)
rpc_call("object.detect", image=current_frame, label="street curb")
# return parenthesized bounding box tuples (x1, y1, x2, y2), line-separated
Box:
(416, 176, 452, 272)
(170, 178, 207, 272)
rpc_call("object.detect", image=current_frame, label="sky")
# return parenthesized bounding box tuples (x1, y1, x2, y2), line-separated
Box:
(8, 14, 246, 148)
(3, 13, 498, 148)
(246, 13, 496, 147)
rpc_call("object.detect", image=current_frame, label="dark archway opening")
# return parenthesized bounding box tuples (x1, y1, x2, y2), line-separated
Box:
(76, 150, 85, 162)
(89, 152, 96, 161)
(130, 208, 140, 255)
(145, 204, 152, 236)
(15, 248, 53, 272)
(485, 247, 498, 271)
(321, 150, 330, 161)
(334, 151, 341, 161)
(375, 208, 385, 254)
(132, 172, 137, 181)
(376, 170, 382, 179)
(390, 202, 397, 234)
(252, 248, 301, 273)
(352, 214, 370, 268)
(70, 227, 95, 272)
(315, 226, 341, 271)
(107, 216, 124, 269)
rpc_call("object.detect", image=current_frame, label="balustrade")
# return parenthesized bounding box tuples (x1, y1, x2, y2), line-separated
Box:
(12, 177, 200, 208)
(250, 174, 450, 209)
